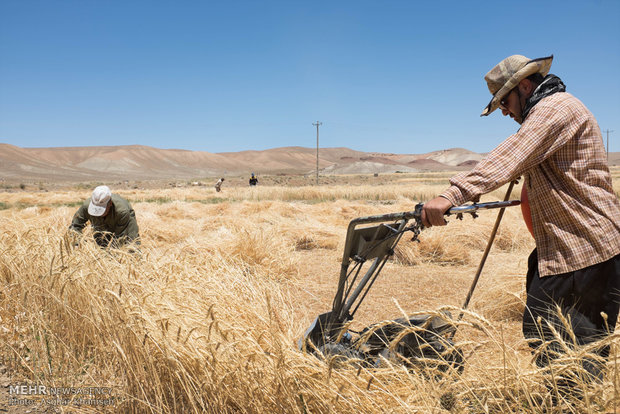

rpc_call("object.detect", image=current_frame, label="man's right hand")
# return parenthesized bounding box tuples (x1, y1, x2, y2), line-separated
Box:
(421, 196, 453, 227)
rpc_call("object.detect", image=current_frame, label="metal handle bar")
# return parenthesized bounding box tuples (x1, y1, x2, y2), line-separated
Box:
(446, 199, 521, 216)
(343, 200, 521, 230)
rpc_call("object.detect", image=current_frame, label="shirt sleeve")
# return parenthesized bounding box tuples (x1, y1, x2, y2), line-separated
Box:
(69, 203, 89, 233)
(441, 95, 584, 205)
(115, 209, 140, 245)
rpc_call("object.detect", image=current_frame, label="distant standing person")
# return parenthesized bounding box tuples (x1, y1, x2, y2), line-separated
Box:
(249, 173, 258, 186)
(69, 185, 140, 248)
(215, 177, 225, 192)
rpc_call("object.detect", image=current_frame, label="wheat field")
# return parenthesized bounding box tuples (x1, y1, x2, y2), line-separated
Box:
(1, 171, 620, 413)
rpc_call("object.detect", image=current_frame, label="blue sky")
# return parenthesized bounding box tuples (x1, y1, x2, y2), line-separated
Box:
(1, 0, 619, 154)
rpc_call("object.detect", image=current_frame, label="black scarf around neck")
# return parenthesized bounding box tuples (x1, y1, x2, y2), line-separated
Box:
(522, 74, 566, 120)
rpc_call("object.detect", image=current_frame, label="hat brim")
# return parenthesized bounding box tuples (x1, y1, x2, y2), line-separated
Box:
(481, 55, 553, 117)
(88, 202, 107, 216)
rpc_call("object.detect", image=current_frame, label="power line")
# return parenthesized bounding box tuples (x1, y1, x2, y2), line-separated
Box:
(603, 129, 613, 160)
(313, 121, 322, 185)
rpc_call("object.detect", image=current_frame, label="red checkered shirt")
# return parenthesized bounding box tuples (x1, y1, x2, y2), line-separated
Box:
(441, 92, 620, 276)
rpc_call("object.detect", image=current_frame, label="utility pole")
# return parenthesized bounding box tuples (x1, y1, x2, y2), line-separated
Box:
(603, 129, 613, 160)
(313, 121, 322, 185)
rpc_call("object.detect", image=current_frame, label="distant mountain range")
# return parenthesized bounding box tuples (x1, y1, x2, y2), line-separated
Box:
(1, 143, 618, 183)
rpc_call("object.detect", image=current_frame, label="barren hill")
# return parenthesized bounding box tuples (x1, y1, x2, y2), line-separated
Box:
(1, 143, 617, 183)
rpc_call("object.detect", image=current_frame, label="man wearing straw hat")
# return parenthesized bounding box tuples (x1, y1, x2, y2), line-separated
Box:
(69, 185, 140, 248)
(421, 55, 620, 396)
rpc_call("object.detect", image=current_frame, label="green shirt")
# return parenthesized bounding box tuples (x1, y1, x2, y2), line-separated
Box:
(69, 194, 140, 247)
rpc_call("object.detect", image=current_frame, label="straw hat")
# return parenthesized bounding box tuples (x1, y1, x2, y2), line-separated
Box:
(481, 55, 553, 116)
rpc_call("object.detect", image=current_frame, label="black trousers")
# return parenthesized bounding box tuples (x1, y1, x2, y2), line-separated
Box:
(522, 249, 620, 381)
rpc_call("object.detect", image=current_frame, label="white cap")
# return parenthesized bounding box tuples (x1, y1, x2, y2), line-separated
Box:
(88, 185, 112, 216)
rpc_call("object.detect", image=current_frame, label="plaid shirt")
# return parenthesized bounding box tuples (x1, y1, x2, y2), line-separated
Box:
(441, 92, 620, 277)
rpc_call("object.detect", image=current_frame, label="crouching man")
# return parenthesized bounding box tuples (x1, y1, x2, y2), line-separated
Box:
(69, 185, 140, 249)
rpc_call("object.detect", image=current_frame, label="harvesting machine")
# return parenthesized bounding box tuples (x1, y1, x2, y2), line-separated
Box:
(299, 199, 521, 372)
